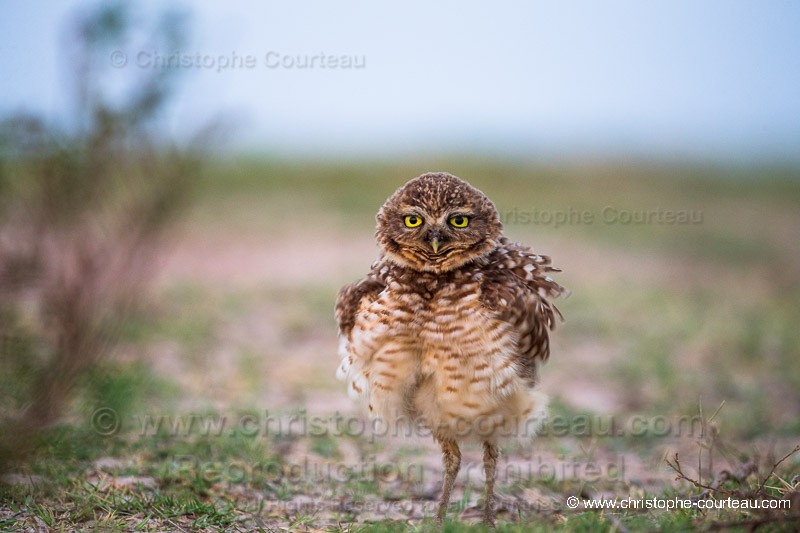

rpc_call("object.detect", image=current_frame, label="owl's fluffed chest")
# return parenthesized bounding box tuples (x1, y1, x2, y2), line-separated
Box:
(365, 270, 521, 410)
(372, 272, 498, 351)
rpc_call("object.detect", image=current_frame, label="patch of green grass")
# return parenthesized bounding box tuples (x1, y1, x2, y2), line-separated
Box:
(310, 434, 341, 459)
(563, 280, 800, 439)
(237, 348, 264, 395)
(275, 285, 338, 339)
(3, 421, 797, 531)
(0, 308, 41, 413)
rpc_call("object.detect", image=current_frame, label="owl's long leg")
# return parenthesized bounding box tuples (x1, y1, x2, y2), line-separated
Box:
(435, 437, 461, 524)
(482, 440, 499, 526)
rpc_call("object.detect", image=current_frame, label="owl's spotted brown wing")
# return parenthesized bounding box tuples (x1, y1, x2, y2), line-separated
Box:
(335, 260, 389, 401)
(335, 269, 385, 338)
(480, 241, 567, 385)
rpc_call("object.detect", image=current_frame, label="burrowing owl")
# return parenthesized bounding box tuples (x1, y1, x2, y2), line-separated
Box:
(335, 172, 566, 525)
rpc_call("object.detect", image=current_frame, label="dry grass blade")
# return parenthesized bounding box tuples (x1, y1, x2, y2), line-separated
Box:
(755, 445, 800, 498)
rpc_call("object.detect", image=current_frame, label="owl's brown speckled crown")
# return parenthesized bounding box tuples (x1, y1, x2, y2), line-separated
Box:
(375, 172, 503, 273)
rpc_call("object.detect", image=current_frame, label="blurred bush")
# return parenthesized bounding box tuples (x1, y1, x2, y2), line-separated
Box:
(0, 2, 204, 470)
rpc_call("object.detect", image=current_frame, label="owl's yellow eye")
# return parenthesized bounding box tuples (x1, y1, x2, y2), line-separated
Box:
(449, 215, 469, 228)
(404, 215, 423, 228)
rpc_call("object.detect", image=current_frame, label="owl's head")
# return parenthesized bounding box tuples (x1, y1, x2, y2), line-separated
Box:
(376, 172, 503, 273)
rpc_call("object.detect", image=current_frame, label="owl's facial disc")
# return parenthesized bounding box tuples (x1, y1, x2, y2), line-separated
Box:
(376, 172, 503, 273)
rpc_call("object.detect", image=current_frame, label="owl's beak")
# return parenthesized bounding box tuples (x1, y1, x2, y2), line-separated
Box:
(429, 237, 440, 254)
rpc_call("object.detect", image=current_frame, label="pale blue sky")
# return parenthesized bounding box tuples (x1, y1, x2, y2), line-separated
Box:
(2, 1, 799, 161)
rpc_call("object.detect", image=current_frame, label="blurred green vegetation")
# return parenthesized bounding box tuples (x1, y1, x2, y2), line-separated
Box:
(194, 157, 800, 268)
(0, 1, 200, 476)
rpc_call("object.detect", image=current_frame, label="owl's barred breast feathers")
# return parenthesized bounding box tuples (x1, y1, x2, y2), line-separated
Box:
(335, 172, 566, 442)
